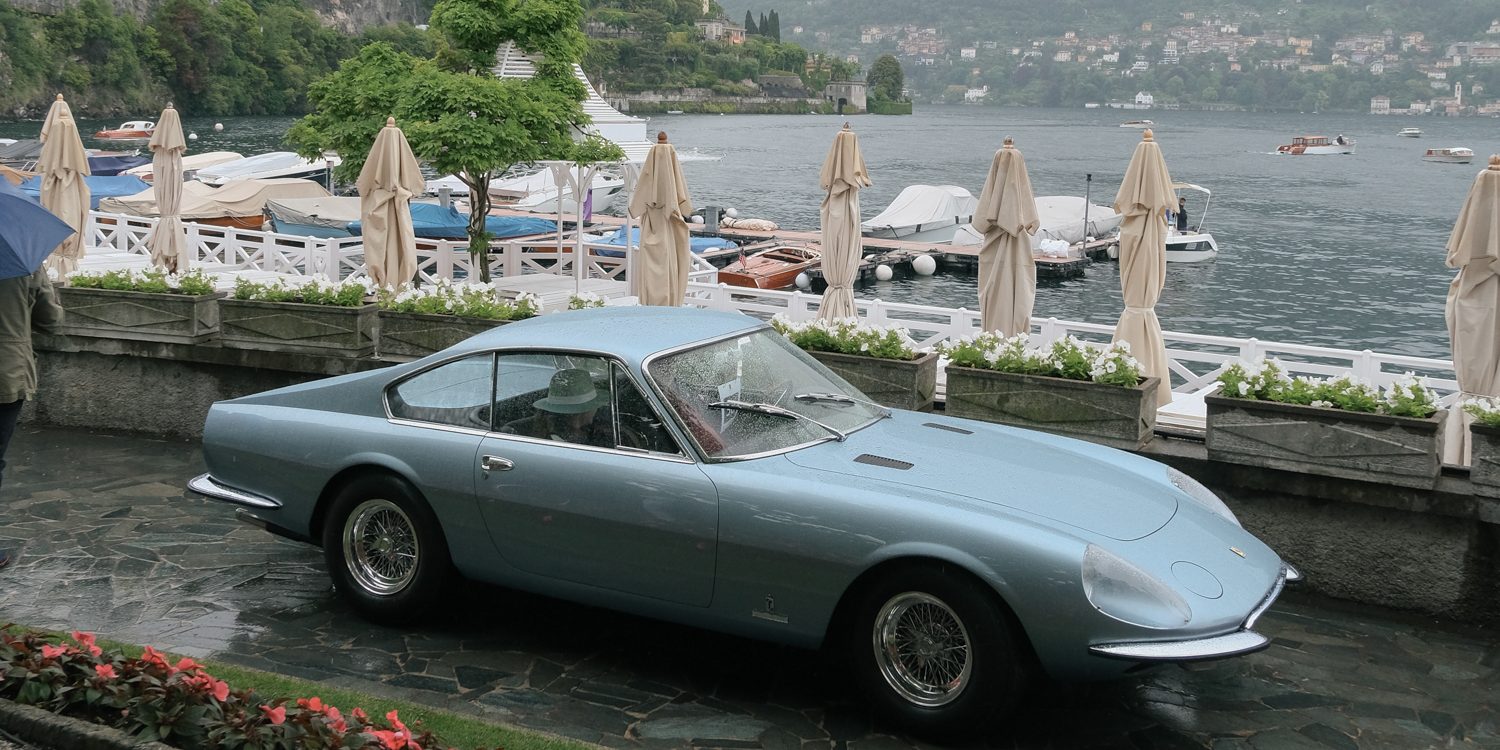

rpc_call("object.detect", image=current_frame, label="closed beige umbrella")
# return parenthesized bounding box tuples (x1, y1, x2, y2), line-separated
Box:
(1443, 155, 1500, 464)
(628, 132, 694, 306)
(38, 94, 91, 276)
(817, 123, 871, 320)
(973, 137, 1040, 336)
(148, 104, 188, 272)
(1112, 129, 1174, 407)
(357, 117, 424, 290)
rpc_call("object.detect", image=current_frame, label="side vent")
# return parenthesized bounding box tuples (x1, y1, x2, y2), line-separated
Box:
(855, 454, 914, 470)
(923, 422, 973, 435)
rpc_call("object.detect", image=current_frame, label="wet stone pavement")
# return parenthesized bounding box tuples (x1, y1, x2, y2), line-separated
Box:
(1, 425, 1498, 750)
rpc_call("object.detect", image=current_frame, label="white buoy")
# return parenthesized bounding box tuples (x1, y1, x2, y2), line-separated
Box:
(187, 132, 198, 140)
(724, 207, 739, 219)
(213, 122, 224, 132)
(912, 254, 937, 276)
(875, 264, 894, 281)
(690, 215, 704, 224)
(794, 272, 811, 289)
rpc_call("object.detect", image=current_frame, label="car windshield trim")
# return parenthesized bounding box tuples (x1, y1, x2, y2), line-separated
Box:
(643, 328, 885, 462)
(708, 399, 848, 442)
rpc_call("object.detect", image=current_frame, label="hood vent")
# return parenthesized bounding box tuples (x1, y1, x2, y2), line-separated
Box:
(923, 422, 973, 435)
(854, 453, 914, 470)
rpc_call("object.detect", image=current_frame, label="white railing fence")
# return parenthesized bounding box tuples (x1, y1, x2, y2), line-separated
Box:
(84, 210, 1460, 411)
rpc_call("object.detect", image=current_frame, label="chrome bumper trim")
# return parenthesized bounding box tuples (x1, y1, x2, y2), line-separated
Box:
(1090, 564, 1289, 662)
(186, 473, 282, 509)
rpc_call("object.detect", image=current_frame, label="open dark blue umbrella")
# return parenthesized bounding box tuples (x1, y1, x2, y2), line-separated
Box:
(0, 183, 77, 280)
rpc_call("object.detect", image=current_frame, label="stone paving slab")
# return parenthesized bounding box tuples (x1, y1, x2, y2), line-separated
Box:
(1, 425, 1498, 749)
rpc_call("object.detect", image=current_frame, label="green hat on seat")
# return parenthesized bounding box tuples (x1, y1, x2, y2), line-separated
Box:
(534, 368, 607, 414)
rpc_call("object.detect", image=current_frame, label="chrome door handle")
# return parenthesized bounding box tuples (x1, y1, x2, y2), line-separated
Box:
(480, 455, 514, 472)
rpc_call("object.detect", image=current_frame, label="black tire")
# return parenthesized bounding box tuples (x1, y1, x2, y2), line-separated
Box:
(321, 474, 452, 625)
(847, 564, 1028, 740)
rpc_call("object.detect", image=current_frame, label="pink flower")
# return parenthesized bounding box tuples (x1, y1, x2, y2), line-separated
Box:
(140, 646, 169, 670)
(298, 696, 326, 713)
(95, 664, 118, 679)
(211, 680, 229, 702)
(352, 707, 369, 723)
(173, 657, 201, 673)
(327, 706, 347, 733)
(40, 644, 68, 659)
(386, 710, 408, 735)
(70, 631, 96, 648)
(259, 704, 286, 725)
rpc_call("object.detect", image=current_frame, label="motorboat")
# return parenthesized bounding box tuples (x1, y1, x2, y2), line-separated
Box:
(1276, 135, 1356, 155)
(352, 205, 559, 241)
(951, 195, 1123, 252)
(93, 121, 155, 141)
(265, 196, 364, 237)
(1423, 147, 1473, 164)
(1164, 182, 1218, 262)
(1398, 127, 1423, 138)
(1120, 120, 1154, 129)
(195, 151, 341, 187)
(18, 174, 150, 209)
(717, 244, 821, 289)
(86, 153, 151, 176)
(125, 151, 243, 182)
(99, 177, 330, 230)
(861, 185, 977, 244)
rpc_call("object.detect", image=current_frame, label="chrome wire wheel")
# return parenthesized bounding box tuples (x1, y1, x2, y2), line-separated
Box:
(872, 591, 973, 707)
(342, 498, 420, 596)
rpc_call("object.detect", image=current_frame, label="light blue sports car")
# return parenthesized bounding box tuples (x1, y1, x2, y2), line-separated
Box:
(189, 306, 1296, 738)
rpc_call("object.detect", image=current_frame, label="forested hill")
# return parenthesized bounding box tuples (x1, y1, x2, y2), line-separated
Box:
(723, 0, 1500, 47)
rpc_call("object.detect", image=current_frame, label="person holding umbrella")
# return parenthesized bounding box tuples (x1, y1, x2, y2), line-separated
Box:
(0, 179, 73, 568)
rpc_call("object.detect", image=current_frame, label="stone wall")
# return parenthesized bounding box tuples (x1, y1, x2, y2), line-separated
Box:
(20, 334, 1500, 624)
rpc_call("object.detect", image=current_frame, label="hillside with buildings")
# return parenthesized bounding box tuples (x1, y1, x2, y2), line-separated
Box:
(721, 0, 1500, 113)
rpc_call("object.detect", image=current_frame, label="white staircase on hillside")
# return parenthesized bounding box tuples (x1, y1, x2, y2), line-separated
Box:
(492, 42, 654, 162)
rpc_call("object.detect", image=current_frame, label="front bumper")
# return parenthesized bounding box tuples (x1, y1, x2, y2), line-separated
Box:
(1088, 563, 1298, 662)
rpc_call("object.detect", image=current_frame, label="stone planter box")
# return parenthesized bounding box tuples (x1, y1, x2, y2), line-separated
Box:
(219, 300, 377, 358)
(1468, 423, 1500, 497)
(56, 287, 224, 345)
(808, 350, 938, 412)
(377, 310, 513, 360)
(943, 367, 1159, 450)
(1205, 395, 1446, 489)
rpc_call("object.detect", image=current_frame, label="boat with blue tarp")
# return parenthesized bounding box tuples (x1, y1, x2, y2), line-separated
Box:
(20, 174, 151, 210)
(349, 204, 558, 241)
(587, 226, 738, 258)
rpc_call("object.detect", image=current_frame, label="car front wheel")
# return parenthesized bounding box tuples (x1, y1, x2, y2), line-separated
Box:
(322, 475, 451, 624)
(850, 565, 1027, 739)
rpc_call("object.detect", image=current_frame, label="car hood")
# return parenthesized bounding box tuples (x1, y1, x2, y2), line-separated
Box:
(783, 412, 1178, 541)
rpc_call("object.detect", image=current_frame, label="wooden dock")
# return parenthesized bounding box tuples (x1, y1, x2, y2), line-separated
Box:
(490, 207, 1118, 283)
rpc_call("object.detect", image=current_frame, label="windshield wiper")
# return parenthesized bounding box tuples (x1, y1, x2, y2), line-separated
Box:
(708, 400, 848, 442)
(793, 392, 892, 417)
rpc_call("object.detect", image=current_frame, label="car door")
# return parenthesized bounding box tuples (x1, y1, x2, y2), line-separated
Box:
(475, 352, 719, 607)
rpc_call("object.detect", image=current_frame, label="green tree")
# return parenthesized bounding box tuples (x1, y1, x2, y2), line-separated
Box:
(290, 0, 617, 283)
(744, 10, 756, 35)
(867, 54, 904, 101)
(768, 10, 780, 42)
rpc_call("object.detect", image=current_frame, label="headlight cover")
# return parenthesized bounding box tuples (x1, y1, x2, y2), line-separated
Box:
(1082, 544, 1192, 629)
(1167, 467, 1240, 527)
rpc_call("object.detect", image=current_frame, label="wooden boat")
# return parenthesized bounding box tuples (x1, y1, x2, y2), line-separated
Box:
(93, 120, 156, 140)
(717, 244, 822, 289)
(1276, 135, 1355, 155)
(1423, 147, 1473, 164)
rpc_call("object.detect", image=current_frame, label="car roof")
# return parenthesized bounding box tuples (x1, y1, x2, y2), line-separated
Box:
(450, 306, 766, 363)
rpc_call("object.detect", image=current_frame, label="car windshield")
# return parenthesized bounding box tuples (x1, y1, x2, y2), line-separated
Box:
(648, 330, 886, 460)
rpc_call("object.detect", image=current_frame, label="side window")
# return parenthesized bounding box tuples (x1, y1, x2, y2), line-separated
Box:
(388, 354, 494, 430)
(613, 363, 683, 456)
(495, 353, 615, 449)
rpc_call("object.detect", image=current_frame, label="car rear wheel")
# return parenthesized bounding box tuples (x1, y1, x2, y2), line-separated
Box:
(849, 565, 1026, 739)
(322, 475, 451, 624)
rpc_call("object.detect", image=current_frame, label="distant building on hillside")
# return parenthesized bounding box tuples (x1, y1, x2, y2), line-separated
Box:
(695, 18, 745, 44)
(1370, 95, 1390, 114)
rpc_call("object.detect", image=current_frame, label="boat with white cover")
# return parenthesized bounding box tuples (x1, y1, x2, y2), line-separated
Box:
(124, 151, 244, 182)
(861, 185, 977, 244)
(1120, 120, 1154, 129)
(952, 195, 1122, 252)
(1399, 127, 1423, 138)
(195, 151, 341, 187)
(1423, 147, 1473, 164)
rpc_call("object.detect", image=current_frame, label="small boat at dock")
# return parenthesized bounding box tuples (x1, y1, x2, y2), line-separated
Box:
(1423, 147, 1473, 164)
(861, 185, 977, 244)
(195, 151, 341, 187)
(1276, 135, 1356, 155)
(717, 244, 821, 289)
(93, 120, 156, 141)
(1398, 127, 1423, 138)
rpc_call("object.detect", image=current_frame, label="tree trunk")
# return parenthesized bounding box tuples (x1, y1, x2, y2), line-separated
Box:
(463, 172, 492, 283)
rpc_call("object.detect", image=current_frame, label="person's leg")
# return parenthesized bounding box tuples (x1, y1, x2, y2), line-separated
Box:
(0, 398, 23, 568)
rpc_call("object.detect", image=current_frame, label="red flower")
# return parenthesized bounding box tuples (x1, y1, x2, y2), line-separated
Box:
(40, 644, 68, 659)
(327, 706, 347, 733)
(211, 680, 229, 702)
(386, 709, 408, 735)
(70, 631, 96, 648)
(259, 704, 287, 725)
(95, 664, 118, 679)
(140, 646, 169, 670)
(352, 707, 369, 723)
(173, 657, 201, 673)
(298, 696, 325, 713)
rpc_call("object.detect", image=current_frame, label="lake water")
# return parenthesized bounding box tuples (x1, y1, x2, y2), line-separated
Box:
(5, 106, 1493, 358)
